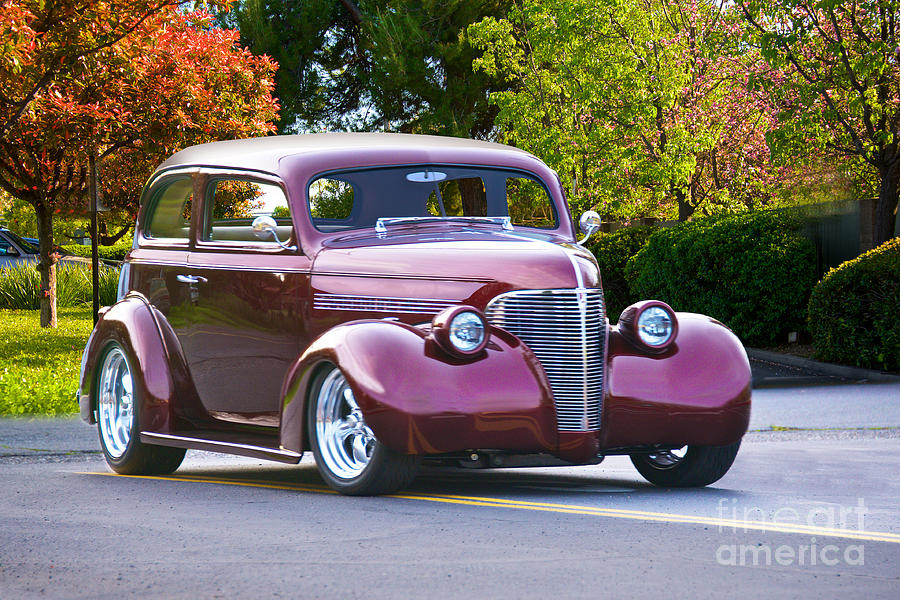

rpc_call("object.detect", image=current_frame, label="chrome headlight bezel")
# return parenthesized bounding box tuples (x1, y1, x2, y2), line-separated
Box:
(637, 305, 674, 347)
(618, 300, 678, 353)
(431, 306, 490, 358)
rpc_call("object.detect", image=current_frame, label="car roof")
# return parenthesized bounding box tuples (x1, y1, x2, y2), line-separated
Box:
(155, 133, 533, 175)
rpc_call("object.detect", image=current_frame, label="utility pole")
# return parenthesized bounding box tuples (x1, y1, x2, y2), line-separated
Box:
(89, 154, 100, 325)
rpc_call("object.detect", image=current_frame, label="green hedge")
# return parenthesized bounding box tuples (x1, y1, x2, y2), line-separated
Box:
(584, 226, 656, 322)
(625, 211, 817, 346)
(0, 263, 119, 309)
(808, 237, 900, 372)
(60, 242, 130, 262)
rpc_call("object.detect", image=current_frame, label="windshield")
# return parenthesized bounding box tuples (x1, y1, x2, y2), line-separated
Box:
(4, 230, 38, 254)
(307, 166, 558, 233)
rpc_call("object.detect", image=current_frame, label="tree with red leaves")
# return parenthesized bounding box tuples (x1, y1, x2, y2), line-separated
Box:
(0, 4, 278, 327)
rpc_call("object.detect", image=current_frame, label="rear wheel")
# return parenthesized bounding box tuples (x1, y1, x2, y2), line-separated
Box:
(96, 343, 185, 475)
(308, 364, 418, 495)
(630, 442, 740, 487)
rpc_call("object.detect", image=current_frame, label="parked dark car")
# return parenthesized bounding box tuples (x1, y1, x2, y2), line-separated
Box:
(77, 134, 751, 495)
(0, 228, 94, 268)
(0, 227, 40, 267)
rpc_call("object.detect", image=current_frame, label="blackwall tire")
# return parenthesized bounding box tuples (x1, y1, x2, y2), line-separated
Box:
(307, 363, 418, 495)
(630, 442, 741, 488)
(96, 342, 185, 475)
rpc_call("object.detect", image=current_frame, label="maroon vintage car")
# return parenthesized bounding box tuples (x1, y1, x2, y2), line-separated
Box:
(77, 133, 751, 495)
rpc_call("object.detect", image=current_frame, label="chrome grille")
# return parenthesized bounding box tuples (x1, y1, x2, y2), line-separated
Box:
(485, 289, 605, 431)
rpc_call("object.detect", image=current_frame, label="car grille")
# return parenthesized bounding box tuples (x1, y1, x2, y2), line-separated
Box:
(485, 289, 605, 431)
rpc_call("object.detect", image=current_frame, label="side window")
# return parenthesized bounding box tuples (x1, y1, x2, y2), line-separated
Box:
(203, 180, 293, 244)
(1, 237, 19, 256)
(506, 176, 556, 228)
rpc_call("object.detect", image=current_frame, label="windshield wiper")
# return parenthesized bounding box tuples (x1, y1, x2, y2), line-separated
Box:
(374, 216, 514, 237)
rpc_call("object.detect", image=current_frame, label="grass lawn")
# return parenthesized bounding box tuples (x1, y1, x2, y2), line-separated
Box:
(0, 308, 93, 416)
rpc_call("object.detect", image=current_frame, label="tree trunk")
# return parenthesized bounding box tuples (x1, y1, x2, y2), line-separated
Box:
(675, 187, 692, 222)
(458, 178, 487, 217)
(875, 160, 899, 246)
(35, 203, 58, 328)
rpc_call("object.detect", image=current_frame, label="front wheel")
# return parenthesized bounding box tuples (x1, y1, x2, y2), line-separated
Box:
(96, 342, 185, 475)
(630, 442, 741, 487)
(308, 364, 418, 495)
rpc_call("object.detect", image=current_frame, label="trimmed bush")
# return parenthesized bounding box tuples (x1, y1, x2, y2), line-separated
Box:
(584, 226, 656, 322)
(0, 263, 119, 309)
(808, 237, 900, 372)
(61, 241, 130, 262)
(625, 211, 817, 346)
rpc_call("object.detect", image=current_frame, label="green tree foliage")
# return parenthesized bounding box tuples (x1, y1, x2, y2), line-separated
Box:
(808, 237, 900, 372)
(309, 178, 355, 219)
(469, 0, 786, 221)
(737, 0, 900, 246)
(625, 211, 817, 345)
(228, 0, 509, 136)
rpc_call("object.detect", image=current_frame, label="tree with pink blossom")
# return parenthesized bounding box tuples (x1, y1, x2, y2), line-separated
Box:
(469, 0, 785, 222)
(738, 0, 900, 245)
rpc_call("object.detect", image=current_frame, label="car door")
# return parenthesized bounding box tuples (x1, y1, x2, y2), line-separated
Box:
(177, 172, 312, 426)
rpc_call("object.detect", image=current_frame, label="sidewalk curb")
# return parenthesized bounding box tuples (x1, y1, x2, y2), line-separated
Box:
(747, 348, 900, 384)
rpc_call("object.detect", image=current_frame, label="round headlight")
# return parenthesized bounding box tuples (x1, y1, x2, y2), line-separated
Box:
(637, 306, 674, 347)
(431, 306, 490, 358)
(449, 311, 485, 353)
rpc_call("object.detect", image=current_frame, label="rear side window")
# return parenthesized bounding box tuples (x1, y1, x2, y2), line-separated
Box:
(146, 177, 193, 240)
(203, 179, 292, 244)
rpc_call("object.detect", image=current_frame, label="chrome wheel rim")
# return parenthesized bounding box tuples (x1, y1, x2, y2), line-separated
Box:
(645, 446, 687, 468)
(97, 346, 134, 460)
(314, 368, 375, 480)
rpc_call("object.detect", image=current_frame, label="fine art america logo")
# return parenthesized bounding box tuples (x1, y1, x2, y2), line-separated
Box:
(715, 498, 867, 567)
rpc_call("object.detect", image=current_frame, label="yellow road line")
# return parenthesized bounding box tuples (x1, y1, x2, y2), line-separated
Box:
(80, 472, 900, 544)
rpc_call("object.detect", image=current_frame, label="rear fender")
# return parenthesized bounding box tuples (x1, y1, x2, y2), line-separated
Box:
(279, 320, 558, 456)
(77, 293, 201, 432)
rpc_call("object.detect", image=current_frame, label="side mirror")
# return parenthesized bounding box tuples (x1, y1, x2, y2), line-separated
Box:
(251, 216, 296, 251)
(578, 211, 601, 245)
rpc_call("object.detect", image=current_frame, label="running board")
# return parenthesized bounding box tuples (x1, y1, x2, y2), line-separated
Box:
(141, 431, 302, 464)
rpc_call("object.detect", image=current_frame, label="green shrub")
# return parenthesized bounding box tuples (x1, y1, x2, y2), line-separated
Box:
(0, 263, 119, 309)
(807, 237, 900, 372)
(60, 241, 130, 262)
(625, 211, 817, 346)
(584, 226, 656, 322)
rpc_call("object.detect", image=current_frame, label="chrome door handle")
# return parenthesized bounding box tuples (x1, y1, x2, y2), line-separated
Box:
(176, 274, 208, 284)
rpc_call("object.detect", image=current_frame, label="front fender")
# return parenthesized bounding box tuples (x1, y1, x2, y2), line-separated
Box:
(279, 320, 558, 456)
(599, 313, 752, 449)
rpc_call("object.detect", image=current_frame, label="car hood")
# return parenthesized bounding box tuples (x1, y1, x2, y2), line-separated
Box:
(311, 229, 600, 308)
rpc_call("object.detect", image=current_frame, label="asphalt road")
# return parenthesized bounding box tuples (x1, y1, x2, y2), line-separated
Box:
(2, 384, 899, 599)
